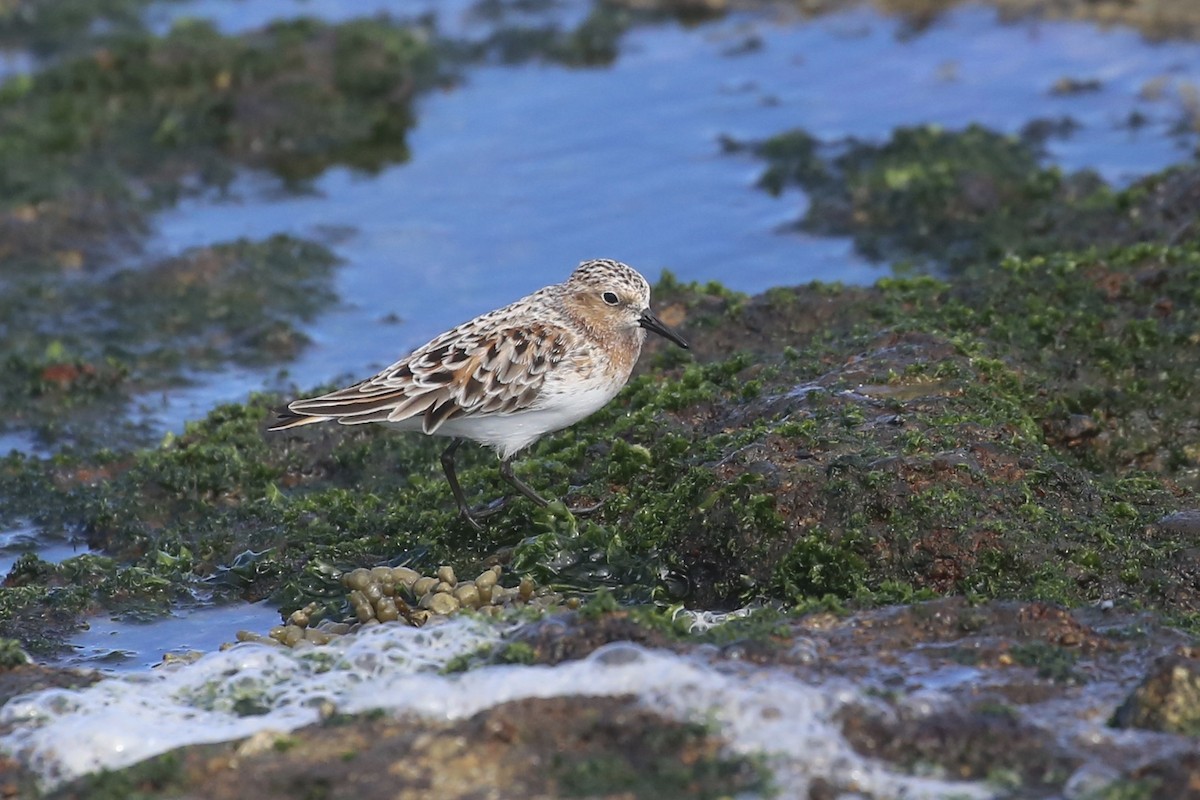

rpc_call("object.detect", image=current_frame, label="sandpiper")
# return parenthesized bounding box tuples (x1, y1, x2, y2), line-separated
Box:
(270, 259, 689, 528)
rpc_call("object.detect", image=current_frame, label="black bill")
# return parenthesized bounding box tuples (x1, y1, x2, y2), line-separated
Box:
(639, 309, 689, 349)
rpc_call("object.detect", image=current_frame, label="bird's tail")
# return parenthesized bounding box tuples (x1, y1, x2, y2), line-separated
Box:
(267, 409, 330, 431)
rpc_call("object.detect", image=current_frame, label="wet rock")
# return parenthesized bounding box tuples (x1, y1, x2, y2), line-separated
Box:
(0, 663, 99, 708)
(1045, 413, 1100, 444)
(1111, 654, 1200, 735)
(839, 703, 1080, 789)
(1127, 750, 1200, 799)
(1155, 509, 1200, 537)
(509, 611, 675, 666)
(49, 696, 765, 800)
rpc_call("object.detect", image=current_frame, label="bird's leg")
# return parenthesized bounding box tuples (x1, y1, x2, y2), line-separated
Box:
(441, 439, 512, 525)
(498, 459, 551, 507)
(499, 459, 608, 515)
(441, 438, 484, 531)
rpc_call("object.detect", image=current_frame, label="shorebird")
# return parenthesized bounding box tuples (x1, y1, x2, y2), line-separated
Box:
(270, 259, 689, 528)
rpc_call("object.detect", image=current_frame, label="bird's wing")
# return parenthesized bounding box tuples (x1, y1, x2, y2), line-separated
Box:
(275, 320, 576, 434)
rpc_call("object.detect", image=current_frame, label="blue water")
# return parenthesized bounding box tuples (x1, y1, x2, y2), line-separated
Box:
(0, 522, 89, 578)
(57, 602, 284, 672)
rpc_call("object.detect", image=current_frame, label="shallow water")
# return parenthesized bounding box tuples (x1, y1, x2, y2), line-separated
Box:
(54, 602, 284, 672)
(0, 523, 89, 579)
(0, 49, 31, 79)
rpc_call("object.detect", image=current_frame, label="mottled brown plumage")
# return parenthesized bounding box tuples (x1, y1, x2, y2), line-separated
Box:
(271, 259, 688, 528)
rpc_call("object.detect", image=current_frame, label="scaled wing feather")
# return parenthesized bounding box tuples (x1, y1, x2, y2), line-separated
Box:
(282, 321, 573, 432)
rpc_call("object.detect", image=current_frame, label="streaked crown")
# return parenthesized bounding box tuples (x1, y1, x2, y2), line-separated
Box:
(564, 259, 651, 308)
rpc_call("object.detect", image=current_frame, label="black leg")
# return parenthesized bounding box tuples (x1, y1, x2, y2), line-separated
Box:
(499, 459, 551, 508)
(499, 459, 607, 515)
(441, 438, 483, 531)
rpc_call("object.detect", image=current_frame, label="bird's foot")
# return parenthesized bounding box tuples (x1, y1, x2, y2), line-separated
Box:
(470, 495, 510, 519)
(457, 495, 510, 529)
(564, 494, 606, 515)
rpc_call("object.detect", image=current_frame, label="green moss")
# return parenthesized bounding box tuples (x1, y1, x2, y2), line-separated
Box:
(577, 588, 622, 620)
(0, 636, 31, 667)
(742, 123, 1193, 272)
(772, 528, 867, 600)
(1093, 778, 1165, 800)
(752, 129, 827, 195)
(475, 6, 632, 67)
(477, 3, 727, 68)
(0, 17, 442, 209)
(497, 641, 538, 665)
(652, 269, 749, 322)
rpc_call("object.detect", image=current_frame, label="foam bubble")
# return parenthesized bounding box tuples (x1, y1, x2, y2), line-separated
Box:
(0, 616, 995, 798)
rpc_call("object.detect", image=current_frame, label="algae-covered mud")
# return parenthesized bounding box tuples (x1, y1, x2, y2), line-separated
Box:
(2, 0, 1200, 797)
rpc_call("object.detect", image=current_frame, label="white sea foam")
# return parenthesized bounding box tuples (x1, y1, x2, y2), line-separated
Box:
(0, 616, 994, 798)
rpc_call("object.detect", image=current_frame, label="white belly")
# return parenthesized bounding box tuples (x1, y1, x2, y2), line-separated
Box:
(389, 381, 620, 460)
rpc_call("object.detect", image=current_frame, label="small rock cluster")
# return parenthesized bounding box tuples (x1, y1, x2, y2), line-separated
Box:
(236, 564, 573, 648)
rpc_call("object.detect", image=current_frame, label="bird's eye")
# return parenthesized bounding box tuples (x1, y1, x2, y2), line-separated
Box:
(602, 291, 620, 305)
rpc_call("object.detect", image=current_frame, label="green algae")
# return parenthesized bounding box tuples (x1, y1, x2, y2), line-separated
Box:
(742, 124, 1200, 276)
(0, 235, 339, 450)
(877, 246, 1200, 484)
(0, 14, 446, 396)
(1008, 641, 1087, 684)
(56, 752, 186, 800)
(0, 636, 31, 667)
(1093, 780, 1165, 800)
(0, 13, 444, 454)
(0, 17, 442, 211)
(742, 123, 1124, 272)
(474, 3, 727, 67)
(478, 5, 633, 66)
